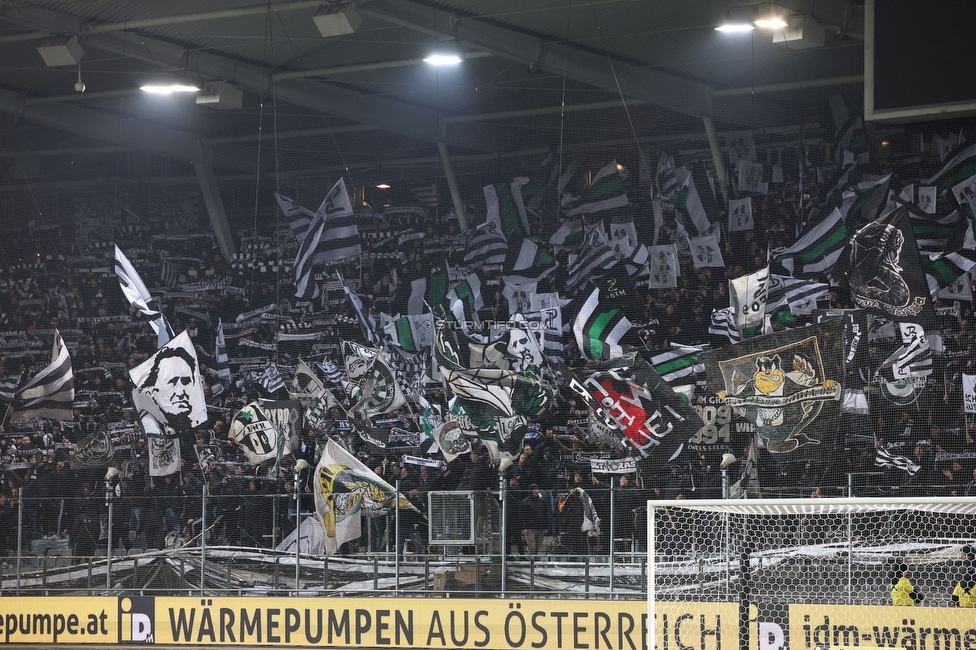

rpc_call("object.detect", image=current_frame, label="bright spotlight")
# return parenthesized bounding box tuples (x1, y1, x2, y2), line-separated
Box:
(754, 17, 788, 28)
(423, 54, 462, 65)
(376, 183, 391, 189)
(715, 23, 754, 32)
(140, 84, 200, 94)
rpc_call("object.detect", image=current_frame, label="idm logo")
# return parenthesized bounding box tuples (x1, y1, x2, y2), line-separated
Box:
(119, 597, 154, 643)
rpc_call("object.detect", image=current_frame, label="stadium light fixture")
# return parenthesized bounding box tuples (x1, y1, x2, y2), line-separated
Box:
(376, 183, 391, 189)
(754, 17, 788, 28)
(140, 83, 200, 94)
(140, 74, 200, 94)
(423, 54, 462, 66)
(715, 22, 754, 33)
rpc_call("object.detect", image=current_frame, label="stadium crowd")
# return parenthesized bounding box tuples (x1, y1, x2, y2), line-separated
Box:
(1, 120, 976, 561)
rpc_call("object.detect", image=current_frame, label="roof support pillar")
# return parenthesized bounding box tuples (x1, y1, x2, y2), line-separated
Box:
(193, 143, 236, 262)
(438, 125, 467, 231)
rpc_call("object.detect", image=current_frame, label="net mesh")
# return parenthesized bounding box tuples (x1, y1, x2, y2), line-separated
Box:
(650, 498, 976, 643)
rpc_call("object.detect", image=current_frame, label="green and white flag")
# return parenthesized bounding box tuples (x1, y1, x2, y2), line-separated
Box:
(484, 180, 530, 240)
(565, 160, 629, 217)
(446, 272, 484, 326)
(573, 271, 636, 361)
(385, 314, 435, 352)
(649, 344, 705, 385)
(773, 207, 847, 278)
(841, 173, 891, 225)
(406, 271, 449, 316)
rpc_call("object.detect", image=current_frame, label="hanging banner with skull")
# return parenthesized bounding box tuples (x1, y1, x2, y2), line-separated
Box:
(837, 205, 937, 328)
(702, 318, 845, 461)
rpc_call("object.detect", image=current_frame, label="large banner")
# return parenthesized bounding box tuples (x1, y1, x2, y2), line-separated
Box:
(0, 597, 647, 648)
(0, 597, 974, 649)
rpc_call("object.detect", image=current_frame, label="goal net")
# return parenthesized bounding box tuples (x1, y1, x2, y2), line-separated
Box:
(648, 497, 976, 650)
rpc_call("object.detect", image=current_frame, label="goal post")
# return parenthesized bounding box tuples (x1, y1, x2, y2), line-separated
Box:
(647, 497, 976, 650)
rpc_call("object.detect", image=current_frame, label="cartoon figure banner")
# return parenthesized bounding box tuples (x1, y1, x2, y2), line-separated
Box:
(702, 318, 845, 459)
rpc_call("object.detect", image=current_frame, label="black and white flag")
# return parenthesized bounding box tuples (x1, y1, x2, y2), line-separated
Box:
(14, 330, 74, 421)
(114, 245, 173, 347)
(293, 178, 361, 298)
(129, 330, 208, 431)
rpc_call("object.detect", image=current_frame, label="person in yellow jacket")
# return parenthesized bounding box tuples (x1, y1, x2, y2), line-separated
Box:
(891, 563, 924, 606)
(951, 546, 976, 608)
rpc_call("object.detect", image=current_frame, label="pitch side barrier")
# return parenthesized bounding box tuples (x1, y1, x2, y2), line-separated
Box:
(1, 597, 974, 649)
(0, 597, 647, 648)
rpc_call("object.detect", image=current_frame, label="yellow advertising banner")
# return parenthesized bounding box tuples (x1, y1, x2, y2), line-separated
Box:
(653, 603, 738, 650)
(788, 604, 976, 650)
(153, 597, 648, 648)
(0, 596, 117, 644)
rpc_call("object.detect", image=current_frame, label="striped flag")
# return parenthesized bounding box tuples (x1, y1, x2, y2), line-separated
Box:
(675, 169, 712, 236)
(339, 272, 378, 344)
(406, 272, 449, 316)
(649, 345, 704, 384)
(159, 251, 179, 288)
(258, 364, 286, 394)
(503, 239, 557, 284)
(841, 173, 891, 225)
(708, 307, 742, 344)
(14, 330, 74, 421)
(565, 222, 617, 291)
(412, 182, 439, 209)
(925, 142, 976, 196)
(772, 208, 847, 278)
(484, 181, 530, 240)
(573, 273, 635, 361)
(919, 205, 976, 289)
(214, 319, 232, 390)
(874, 445, 920, 476)
(318, 359, 344, 384)
(566, 161, 630, 218)
(294, 178, 361, 299)
(656, 153, 680, 201)
(446, 273, 484, 327)
(114, 245, 173, 346)
(0, 372, 22, 402)
(766, 275, 830, 316)
(463, 221, 508, 269)
(385, 314, 435, 352)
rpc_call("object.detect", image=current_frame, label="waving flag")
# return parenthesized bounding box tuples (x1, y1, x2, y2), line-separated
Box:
(228, 401, 281, 465)
(839, 205, 936, 328)
(566, 160, 630, 219)
(463, 221, 508, 269)
(114, 245, 173, 347)
(214, 319, 232, 391)
(14, 330, 74, 421)
(314, 439, 413, 556)
(569, 352, 702, 463)
(565, 222, 617, 291)
(293, 178, 361, 299)
(129, 330, 208, 431)
(573, 270, 637, 361)
(484, 180, 530, 240)
(772, 208, 847, 278)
